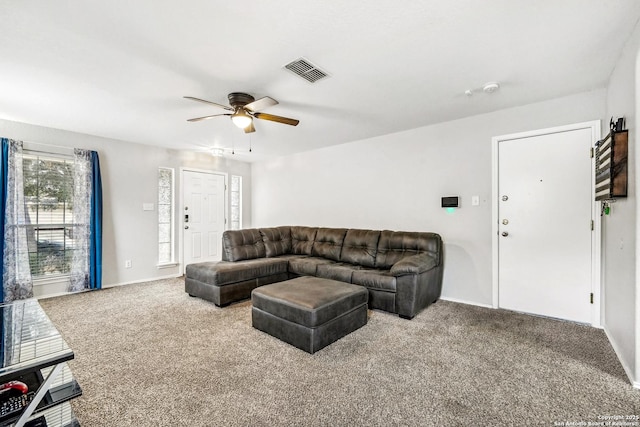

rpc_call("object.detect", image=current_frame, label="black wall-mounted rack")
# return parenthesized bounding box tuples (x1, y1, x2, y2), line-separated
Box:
(595, 117, 628, 201)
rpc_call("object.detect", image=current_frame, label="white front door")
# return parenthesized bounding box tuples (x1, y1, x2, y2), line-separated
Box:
(183, 171, 226, 268)
(497, 125, 595, 323)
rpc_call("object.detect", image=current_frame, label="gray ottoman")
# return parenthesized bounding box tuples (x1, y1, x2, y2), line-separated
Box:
(251, 277, 368, 354)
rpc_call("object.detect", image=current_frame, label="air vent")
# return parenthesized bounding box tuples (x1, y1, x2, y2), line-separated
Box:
(283, 57, 329, 83)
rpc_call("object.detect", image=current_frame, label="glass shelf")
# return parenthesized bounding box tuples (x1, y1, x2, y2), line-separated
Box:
(0, 300, 81, 427)
(0, 300, 73, 377)
(28, 401, 78, 427)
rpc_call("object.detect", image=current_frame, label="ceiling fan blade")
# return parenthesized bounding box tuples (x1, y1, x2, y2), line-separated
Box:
(184, 96, 233, 111)
(253, 112, 299, 126)
(187, 114, 231, 122)
(244, 96, 278, 112)
(244, 122, 256, 133)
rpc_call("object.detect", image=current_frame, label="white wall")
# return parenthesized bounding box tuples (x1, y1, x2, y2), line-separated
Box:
(0, 118, 251, 293)
(252, 90, 606, 306)
(601, 19, 640, 386)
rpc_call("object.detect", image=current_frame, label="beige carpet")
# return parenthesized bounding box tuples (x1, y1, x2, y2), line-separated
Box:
(39, 278, 639, 426)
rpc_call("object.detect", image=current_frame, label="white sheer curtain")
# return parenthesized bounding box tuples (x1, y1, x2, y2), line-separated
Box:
(3, 140, 33, 301)
(69, 149, 92, 292)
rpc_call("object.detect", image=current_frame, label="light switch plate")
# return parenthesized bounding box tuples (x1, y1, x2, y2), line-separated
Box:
(471, 196, 480, 206)
(143, 203, 154, 211)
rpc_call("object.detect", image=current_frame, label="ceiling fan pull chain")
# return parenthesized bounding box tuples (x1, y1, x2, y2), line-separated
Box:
(249, 134, 252, 153)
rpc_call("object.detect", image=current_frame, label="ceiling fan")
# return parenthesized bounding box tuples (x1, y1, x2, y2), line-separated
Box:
(184, 92, 300, 133)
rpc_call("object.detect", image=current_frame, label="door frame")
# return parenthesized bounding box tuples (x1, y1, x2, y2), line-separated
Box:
(179, 167, 228, 275)
(491, 120, 602, 326)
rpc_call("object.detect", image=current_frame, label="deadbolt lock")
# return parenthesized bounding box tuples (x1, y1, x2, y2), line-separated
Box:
(502, 219, 509, 225)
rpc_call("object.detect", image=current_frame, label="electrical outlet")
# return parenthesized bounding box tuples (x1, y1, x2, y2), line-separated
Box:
(125, 260, 132, 268)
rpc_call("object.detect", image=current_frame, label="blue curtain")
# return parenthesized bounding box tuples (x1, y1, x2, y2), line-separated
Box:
(89, 151, 102, 289)
(0, 140, 8, 303)
(69, 149, 102, 293)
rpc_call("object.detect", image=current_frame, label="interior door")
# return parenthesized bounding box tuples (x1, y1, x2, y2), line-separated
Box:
(498, 127, 594, 323)
(183, 171, 225, 268)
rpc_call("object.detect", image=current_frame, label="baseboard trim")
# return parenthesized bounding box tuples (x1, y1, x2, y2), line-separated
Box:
(104, 274, 183, 289)
(35, 289, 79, 300)
(440, 296, 493, 309)
(36, 274, 184, 300)
(603, 324, 637, 387)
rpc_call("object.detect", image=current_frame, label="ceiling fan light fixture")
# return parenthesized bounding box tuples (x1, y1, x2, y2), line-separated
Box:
(185, 93, 299, 131)
(231, 109, 253, 129)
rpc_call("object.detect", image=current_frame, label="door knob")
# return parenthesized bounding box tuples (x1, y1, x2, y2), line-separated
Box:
(501, 231, 509, 237)
(502, 195, 509, 201)
(184, 225, 189, 230)
(502, 219, 509, 225)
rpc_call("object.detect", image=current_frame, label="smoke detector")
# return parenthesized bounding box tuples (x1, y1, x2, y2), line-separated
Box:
(483, 82, 500, 93)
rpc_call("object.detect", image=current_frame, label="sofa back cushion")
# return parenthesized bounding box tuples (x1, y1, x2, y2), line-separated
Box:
(222, 229, 266, 261)
(259, 226, 292, 257)
(311, 228, 348, 261)
(340, 229, 381, 268)
(375, 230, 442, 269)
(291, 226, 318, 255)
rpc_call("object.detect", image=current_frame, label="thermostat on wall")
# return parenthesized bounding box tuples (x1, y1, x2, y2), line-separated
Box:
(441, 196, 459, 208)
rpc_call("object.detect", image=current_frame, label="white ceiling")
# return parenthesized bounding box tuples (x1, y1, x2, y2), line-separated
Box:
(0, 1, 639, 162)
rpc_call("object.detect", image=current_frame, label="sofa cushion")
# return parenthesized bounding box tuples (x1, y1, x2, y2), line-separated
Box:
(316, 263, 361, 283)
(222, 229, 266, 261)
(260, 226, 292, 257)
(311, 228, 348, 261)
(251, 276, 368, 328)
(340, 229, 381, 268)
(352, 269, 397, 292)
(390, 253, 438, 275)
(186, 258, 288, 286)
(291, 226, 318, 255)
(375, 230, 441, 269)
(288, 257, 334, 276)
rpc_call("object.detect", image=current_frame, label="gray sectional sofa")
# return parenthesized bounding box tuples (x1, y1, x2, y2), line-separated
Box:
(185, 226, 444, 319)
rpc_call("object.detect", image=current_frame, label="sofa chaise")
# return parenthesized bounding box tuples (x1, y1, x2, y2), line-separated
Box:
(185, 226, 443, 319)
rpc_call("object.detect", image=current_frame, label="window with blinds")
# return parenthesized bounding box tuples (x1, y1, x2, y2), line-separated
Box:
(22, 152, 75, 277)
